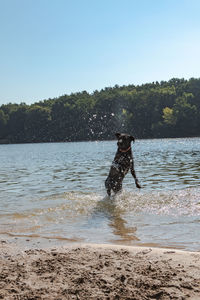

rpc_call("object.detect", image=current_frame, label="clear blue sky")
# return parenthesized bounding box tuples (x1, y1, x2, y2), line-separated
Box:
(0, 0, 200, 105)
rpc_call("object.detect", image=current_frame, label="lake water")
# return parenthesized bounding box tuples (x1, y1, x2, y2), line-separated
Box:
(0, 138, 200, 251)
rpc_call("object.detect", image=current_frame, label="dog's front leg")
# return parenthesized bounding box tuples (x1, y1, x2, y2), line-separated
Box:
(105, 177, 112, 196)
(130, 159, 141, 189)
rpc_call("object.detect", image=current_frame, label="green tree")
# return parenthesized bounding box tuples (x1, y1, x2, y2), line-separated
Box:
(172, 93, 197, 136)
(24, 105, 51, 142)
(0, 109, 8, 139)
(163, 107, 176, 125)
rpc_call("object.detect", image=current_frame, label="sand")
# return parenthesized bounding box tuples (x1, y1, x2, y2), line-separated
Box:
(0, 240, 200, 300)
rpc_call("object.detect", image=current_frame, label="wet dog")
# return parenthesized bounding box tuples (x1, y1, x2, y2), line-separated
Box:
(105, 133, 141, 196)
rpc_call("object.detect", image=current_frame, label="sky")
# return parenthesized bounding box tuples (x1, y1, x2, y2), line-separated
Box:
(0, 0, 200, 105)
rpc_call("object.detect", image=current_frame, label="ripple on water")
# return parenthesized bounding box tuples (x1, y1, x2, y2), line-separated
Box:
(0, 139, 200, 250)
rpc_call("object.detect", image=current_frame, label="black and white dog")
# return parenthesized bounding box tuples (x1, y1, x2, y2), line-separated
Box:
(105, 133, 141, 196)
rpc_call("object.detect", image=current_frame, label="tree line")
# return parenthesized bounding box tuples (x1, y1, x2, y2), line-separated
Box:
(0, 77, 200, 144)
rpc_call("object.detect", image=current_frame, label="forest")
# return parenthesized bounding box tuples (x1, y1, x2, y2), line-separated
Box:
(0, 77, 200, 144)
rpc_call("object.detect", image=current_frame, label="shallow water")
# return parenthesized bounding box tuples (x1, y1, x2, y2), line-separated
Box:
(0, 138, 200, 251)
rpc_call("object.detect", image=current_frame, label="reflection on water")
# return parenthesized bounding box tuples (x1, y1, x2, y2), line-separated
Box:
(93, 196, 139, 244)
(0, 138, 200, 251)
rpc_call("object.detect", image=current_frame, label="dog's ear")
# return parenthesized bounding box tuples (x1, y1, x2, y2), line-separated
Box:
(130, 135, 135, 142)
(115, 132, 121, 139)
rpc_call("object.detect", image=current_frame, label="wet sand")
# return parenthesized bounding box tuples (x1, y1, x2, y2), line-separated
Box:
(0, 240, 200, 300)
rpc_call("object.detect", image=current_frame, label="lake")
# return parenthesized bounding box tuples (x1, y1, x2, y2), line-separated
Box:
(0, 138, 200, 251)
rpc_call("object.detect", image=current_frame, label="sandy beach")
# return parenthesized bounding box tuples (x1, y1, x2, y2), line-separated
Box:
(0, 240, 200, 299)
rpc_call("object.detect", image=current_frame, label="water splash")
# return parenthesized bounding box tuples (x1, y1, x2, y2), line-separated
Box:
(115, 188, 200, 216)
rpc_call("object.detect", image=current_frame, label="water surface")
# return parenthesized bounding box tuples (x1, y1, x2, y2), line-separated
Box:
(0, 138, 200, 251)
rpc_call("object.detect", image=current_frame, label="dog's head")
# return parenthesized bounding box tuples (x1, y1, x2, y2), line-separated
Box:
(115, 133, 135, 151)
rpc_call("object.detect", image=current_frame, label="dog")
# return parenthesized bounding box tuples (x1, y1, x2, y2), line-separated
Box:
(105, 133, 141, 196)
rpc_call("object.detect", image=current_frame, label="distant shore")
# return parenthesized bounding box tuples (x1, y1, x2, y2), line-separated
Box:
(0, 240, 200, 299)
(1, 78, 200, 144)
(0, 136, 200, 145)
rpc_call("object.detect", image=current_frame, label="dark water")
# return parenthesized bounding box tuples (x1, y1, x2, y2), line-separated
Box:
(0, 138, 200, 251)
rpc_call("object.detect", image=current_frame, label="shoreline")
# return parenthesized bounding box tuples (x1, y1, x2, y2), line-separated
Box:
(0, 233, 197, 253)
(1, 240, 200, 299)
(0, 136, 200, 145)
